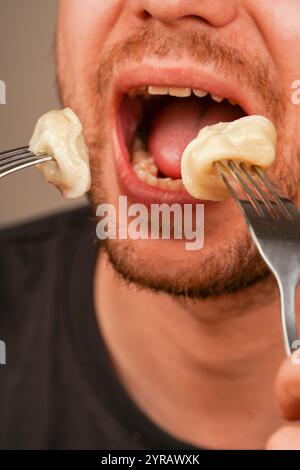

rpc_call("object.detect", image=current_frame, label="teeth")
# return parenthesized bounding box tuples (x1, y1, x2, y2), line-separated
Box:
(168, 87, 191, 97)
(211, 94, 224, 103)
(135, 168, 147, 181)
(146, 173, 158, 185)
(228, 99, 237, 106)
(148, 86, 192, 97)
(146, 86, 232, 105)
(172, 179, 184, 190)
(193, 89, 208, 98)
(132, 145, 184, 190)
(148, 86, 169, 95)
(133, 158, 158, 177)
(149, 163, 158, 176)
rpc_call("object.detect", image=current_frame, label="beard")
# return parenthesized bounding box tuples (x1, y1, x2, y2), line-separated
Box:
(58, 24, 299, 299)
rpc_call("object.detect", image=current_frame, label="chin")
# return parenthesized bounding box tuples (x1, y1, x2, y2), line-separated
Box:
(91, 180, 268, 298)
(100, 232, 269, 298)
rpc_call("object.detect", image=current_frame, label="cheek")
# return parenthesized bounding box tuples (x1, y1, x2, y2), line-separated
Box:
(267, 1, 300, 43)
(247, 0, 300, 180)
(270, 9, 300, 86)
(249, 1, 300, 79)
(57, 0, 124, 86)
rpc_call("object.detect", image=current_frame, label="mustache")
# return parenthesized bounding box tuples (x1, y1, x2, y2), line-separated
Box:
(97, 23, 285, 121)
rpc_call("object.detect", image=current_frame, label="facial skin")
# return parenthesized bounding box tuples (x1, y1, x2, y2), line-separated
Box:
(57, 0, 300, 449)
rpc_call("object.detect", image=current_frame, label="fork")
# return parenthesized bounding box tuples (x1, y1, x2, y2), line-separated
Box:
(0, 146, 53, 178)
(216, 160, 300, 357)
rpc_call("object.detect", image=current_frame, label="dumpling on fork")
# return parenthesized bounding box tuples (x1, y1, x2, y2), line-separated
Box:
(29, 108, 91, 199)
(181, 115, 277, 201)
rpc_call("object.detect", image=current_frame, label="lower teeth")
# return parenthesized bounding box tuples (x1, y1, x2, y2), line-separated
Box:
(131, 137, 184, 190)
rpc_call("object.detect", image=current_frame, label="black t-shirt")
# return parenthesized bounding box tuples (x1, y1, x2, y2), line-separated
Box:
(0, 208, 196, 450)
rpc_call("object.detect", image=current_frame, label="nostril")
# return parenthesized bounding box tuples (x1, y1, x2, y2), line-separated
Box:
(187, 15, 210, 25)
(140, 9, 152, 20)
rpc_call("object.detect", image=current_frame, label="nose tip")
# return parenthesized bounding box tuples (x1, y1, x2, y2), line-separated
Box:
(141, 0, 238, 27)
(143, 0, 194, 23)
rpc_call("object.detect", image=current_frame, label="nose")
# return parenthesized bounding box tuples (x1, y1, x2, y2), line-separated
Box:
(137, 0, 238, 27)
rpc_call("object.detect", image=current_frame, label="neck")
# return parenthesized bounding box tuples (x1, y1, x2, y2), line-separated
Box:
(94, 253, 287, 450)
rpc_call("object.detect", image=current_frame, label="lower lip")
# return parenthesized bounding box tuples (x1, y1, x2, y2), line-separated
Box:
(113, 108, 218, 207)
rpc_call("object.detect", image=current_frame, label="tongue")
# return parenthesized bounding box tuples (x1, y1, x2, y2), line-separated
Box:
(148, 97, 244, 179)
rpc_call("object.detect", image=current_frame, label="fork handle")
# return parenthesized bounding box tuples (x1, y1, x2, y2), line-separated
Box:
(277, 277, 299, 356)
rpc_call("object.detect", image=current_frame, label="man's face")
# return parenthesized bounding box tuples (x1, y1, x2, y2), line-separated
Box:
(57, 0, 300, 297)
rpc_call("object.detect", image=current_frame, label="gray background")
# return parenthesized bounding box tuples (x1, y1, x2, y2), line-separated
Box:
(0, 0, 86, 227)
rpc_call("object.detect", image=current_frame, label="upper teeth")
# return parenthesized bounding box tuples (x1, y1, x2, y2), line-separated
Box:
(210, 94, 223, 103)
(148, 86, 169, 95)
(193, 89, 208, 98)
(169, 87, 191, 97)
(147, 85, 235, 104)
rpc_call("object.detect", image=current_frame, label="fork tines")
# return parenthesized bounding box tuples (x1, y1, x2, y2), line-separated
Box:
(0, 145, 30, 158)
(216, 160, 295, 221)
(0, 146, 53, 178)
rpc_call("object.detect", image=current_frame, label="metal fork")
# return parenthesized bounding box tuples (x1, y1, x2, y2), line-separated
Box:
(216, 160, 300, 356)
(0, 146, 53, 178)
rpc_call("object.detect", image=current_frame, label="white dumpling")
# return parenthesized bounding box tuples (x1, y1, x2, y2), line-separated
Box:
(29, 108, 91, 199)
(181, 115, 276, 201)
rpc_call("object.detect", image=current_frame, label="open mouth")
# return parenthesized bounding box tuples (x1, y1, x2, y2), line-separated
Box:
(115, 78, 246, 204)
